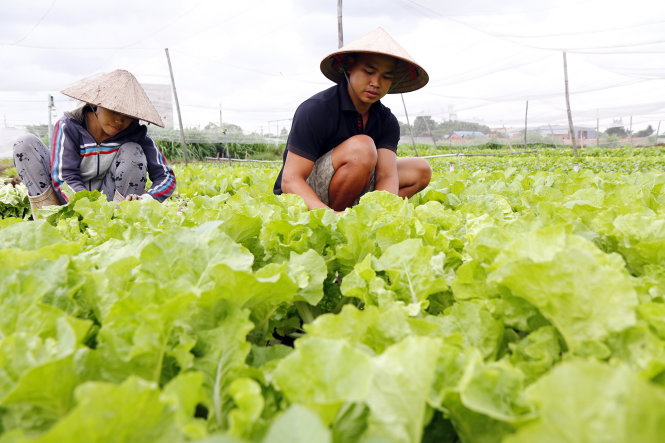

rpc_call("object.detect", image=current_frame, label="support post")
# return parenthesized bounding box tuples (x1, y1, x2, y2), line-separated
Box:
(47, 94, 54, 149)
(337, 0, 344, 48)
(400, 94, 418, 156)
(165, 48, 190, 164)
(424, 116, 438, 149)
(563, 51, 578, 157)
(523, 100, 528, 149)
(504, 124, 514, 150)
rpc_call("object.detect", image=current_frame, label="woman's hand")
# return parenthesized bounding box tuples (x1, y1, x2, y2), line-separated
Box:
(125, 193, 154, 201)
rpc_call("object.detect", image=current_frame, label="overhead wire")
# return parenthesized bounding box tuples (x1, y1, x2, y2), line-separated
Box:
(399, 0, 665, 54)
(9, 0, 58, 45)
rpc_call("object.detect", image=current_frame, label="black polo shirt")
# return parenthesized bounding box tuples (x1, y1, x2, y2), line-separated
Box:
(273, 81, 400, 194)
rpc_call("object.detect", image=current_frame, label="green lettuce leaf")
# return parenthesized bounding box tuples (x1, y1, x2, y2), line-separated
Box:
(488, 226, 638, 353)
(506, 360, 665, 443)
(32, 377, 183, 443)
(261, 404, 331, 443)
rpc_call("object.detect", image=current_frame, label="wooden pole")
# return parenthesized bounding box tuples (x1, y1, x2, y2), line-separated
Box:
(47, 94, 54, 149)
(547, 123, 558, 148)
(164, 48, 190, 164)
(504, 124, 514, 150)
(337, 0, 344, 48)
(400, 94, 419, 156)
(424, 116, 438, 149)
(563, 51, 578, 157)
(523, 100, 528, 149)
(596, 111, 600, 148)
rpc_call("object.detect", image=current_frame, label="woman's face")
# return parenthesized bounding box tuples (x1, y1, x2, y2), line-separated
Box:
(95, 107, 134, 138)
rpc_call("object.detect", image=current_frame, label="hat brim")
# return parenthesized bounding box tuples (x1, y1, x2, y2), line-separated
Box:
(320, 50, 429, 94)
(61, 70, 165, 127)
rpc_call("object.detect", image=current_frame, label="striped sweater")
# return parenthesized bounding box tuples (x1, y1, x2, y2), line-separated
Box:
(51, 105, 176, 202)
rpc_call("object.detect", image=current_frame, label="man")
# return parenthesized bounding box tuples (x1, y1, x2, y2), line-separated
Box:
(273, 27, 431, 211)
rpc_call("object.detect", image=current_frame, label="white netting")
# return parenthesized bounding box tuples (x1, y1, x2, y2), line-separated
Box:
(0, 0, 662, 137)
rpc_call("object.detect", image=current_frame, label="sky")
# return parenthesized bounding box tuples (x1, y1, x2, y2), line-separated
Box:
(1, 0, 664, 135)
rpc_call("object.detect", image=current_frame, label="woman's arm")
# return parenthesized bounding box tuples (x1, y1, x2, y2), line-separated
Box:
(51, 119, 86, 201)
(141, 137, 176, 202)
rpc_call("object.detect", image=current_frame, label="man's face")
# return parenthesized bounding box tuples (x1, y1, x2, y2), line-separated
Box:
(346, 53, 397, 109)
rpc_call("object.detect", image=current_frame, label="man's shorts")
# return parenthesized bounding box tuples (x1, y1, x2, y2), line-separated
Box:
(306, 149, 375, 206)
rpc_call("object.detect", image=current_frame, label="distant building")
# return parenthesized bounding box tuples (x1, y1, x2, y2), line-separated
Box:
(537, 125, 597, 140)
(141, 83, 173, 128)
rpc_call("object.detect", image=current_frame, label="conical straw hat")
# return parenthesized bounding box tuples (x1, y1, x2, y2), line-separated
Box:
(61, 69, 165, 127)
(320, 27, 428, 94)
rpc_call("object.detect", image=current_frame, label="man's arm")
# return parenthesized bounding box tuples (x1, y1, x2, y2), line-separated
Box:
(374, 148, 399, 194)
(281, 151, 331, 210)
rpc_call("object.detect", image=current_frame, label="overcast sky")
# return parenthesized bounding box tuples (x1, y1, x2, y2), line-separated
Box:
(1, 0, 664, 134)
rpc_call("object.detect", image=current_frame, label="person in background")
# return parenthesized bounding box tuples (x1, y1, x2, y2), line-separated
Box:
(13, 69, 176, 218)
(273, 27, 431, 211)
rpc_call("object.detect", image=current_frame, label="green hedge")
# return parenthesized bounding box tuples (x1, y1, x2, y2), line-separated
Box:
(156, 140, 284, 162)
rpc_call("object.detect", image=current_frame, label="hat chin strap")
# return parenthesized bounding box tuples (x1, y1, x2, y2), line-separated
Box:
(388, 69, 410, 94)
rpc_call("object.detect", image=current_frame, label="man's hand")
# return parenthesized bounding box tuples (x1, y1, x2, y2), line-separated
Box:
(281, 152, 330, 210)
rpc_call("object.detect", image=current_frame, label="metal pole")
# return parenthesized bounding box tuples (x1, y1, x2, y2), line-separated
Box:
(563, 51, 578, 157)
(400, 94, 418, 156)
(629, 115, 633, 147)
(337, 0, 344, 48)
(164, 48, 190, 164)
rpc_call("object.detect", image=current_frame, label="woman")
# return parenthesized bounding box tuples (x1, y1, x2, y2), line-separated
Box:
(13, 69, 176, 218)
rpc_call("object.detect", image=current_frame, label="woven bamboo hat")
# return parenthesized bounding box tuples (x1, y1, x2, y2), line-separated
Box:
(320, 27, 428, 94)
(61, 69, 165, 127)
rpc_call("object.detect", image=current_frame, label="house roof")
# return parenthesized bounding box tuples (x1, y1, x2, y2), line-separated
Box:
(449, 131, 486, 137)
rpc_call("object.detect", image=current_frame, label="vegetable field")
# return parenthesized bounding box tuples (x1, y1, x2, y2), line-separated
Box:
(1, 148, 665, 442)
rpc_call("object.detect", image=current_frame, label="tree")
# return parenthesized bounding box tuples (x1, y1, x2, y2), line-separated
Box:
(399, 118, 491, 138)
(438, 120, 491, 135)
(634, 125, 654, 137)
(413, 116, 436, 137)
(203, 122, 244, 134)
(605, 126, 627, 138)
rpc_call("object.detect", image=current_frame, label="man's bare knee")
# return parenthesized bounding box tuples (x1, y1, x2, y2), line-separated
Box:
(397, 157, 432, 197)
(414, 158, 432, 188)
(334, 135, 377, 170)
